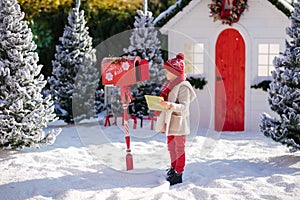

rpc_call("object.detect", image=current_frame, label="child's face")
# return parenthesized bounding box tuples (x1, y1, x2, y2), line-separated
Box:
(165, 69, 177, 81)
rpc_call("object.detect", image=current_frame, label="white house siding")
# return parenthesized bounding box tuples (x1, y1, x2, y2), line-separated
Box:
(161, 0, 290, 131)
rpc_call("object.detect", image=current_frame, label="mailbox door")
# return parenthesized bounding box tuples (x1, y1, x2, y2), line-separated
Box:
(137, 60, 149, 82)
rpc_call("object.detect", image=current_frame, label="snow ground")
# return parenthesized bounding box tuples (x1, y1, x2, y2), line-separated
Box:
(1, 118, 300, 200)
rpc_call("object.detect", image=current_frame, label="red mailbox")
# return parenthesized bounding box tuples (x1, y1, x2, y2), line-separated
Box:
(101, 56, 149, 86)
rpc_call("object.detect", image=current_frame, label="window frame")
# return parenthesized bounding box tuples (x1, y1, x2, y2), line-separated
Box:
(257, 43, 280, 77)
(184, 42, 205, 75)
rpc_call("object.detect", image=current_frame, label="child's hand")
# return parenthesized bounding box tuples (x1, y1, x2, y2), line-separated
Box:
(160, 100, 171, 109)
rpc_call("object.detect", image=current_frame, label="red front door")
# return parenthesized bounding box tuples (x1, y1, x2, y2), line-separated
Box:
(215, 28, 245, 131)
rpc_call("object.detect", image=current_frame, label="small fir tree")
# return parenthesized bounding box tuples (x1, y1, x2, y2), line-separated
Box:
(0, 0, 61, 149)
(124, 9, 165, 83)
(260, 0, 300, 152)
(49, 0, 98, 123)
(124, 7, 165, 118)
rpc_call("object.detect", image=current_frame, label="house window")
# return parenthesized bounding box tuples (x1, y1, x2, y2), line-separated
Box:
(184, 43, 204, 74)
(258, 43, 280, 76)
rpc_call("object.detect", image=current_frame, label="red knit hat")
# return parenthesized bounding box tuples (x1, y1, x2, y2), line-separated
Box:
(164, 53, 185, 76)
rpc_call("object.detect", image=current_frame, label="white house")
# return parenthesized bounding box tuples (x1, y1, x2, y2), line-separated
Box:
(155, 0, 294, 131)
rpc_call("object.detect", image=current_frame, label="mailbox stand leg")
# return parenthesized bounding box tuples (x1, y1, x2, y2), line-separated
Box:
(120, 86, 133, 170)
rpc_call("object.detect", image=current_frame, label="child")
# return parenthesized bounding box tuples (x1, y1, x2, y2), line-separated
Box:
(155, 53, 196, 186)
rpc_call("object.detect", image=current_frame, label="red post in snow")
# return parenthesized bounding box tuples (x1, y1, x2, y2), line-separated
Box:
(101, 56, 149, 171)
(120, 85, 133, 170)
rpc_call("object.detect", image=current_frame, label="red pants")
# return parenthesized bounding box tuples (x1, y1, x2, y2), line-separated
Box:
(167, 135, 186, 173)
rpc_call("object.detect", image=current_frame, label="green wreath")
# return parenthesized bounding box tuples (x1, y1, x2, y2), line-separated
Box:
(208, 0, 248, 25)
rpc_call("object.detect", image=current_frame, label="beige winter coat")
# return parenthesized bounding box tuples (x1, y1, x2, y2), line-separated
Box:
(155, 81, 196, 136)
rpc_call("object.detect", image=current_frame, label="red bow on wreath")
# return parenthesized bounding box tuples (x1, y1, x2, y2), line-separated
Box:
(220, 0, 232, 19)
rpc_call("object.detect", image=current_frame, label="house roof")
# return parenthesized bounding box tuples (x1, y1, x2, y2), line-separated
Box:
(154, 0, 294, 27)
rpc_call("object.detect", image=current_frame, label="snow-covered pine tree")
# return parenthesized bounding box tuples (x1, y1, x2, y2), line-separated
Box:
(0, 0, 61, 149)
(72, 0, 99, 123)
(260, 0, 300, 152)
(124, 9, 165, 83)
(123, 4, 165, 119)
(49, 0, 98, 123)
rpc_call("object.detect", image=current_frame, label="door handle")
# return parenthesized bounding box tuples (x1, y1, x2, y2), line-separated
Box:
(216, 76, 224, 81)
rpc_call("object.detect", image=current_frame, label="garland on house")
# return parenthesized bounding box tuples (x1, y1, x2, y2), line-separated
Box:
(268, 0, 292, 17)
(251, 80, 271, 92)
(154, 0, 192, 27)
(208, 0, 248, 25)
(186, 75, 207, 90)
